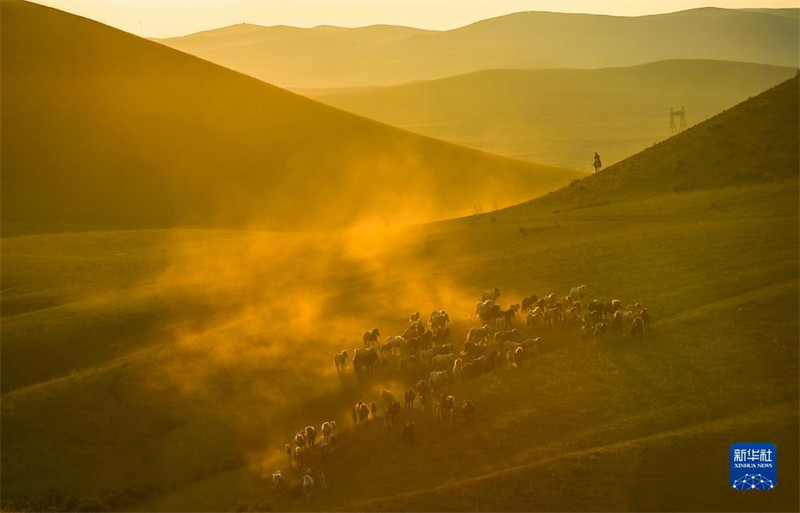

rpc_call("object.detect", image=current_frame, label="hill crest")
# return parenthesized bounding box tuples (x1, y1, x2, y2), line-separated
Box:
(1, 0, 580, 235)
(506, 74, 800, 215)
(309, 59, 798, 170)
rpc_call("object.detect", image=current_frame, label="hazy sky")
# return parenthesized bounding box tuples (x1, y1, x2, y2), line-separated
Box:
(30, 0, 800, 38)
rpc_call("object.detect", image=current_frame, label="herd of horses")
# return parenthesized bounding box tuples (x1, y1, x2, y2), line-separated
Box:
(337, 285, 650, 380)
(272, 285, 650, 506)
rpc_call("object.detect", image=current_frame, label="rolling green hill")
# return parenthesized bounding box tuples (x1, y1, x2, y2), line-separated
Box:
(156, 8, 800, 88)
(1, 0, 578, 236)
(338, 77, 799, 513)
(310, 60, 797, 169)
(2, 74, 797, 513)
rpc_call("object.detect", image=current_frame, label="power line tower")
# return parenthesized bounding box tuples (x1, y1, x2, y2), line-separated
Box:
(669, 107, 686, 135)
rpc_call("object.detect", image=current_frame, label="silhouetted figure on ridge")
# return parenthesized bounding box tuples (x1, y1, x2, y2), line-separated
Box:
(593, 152, 602, 173)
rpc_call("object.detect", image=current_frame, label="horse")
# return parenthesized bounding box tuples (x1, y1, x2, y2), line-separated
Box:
(402, 422, 416, 446)
(302, 473, 315, 504)
(462, 400, 475, 424)
(404, 389, 416, 410)
(363, 327, 380, 348)
(272, 470, 285, 497)
(334, 350, 348, 373)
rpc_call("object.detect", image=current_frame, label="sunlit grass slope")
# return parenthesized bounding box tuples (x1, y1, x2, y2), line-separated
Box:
(157, 8, 799, 88)
(332, 74, 800, 513)
(3, 185, 797, 512)
(310, 60, 797, 170)
(0, 0, 578, 236)
(2, 80, 797, 511)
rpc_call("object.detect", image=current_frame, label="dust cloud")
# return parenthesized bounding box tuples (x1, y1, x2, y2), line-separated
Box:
(127, 222, 489, 476)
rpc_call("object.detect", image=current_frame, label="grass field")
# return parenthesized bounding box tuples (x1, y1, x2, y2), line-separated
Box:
(1, 6, 798, 511)
(3, 171, 798, 510)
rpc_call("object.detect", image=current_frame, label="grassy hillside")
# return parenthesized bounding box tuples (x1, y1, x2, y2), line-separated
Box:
(156, 8, 799, 88)
(2, 79, 797, 512)
(3, 184, 797, 512)
(0, 0, 578, 236)
(523, 75, 799, 207)
(347, 403, 799, 511)
(310, 60, 797, 169)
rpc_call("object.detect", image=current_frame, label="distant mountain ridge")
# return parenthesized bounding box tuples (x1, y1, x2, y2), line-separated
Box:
(742, 7, 800, 17)
(163, 21, 430, 44)
(309, 59, 797, 170)
(157, 7, 799, 88)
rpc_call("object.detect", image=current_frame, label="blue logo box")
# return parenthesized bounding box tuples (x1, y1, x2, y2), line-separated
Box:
(730, 442, 777, 490)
